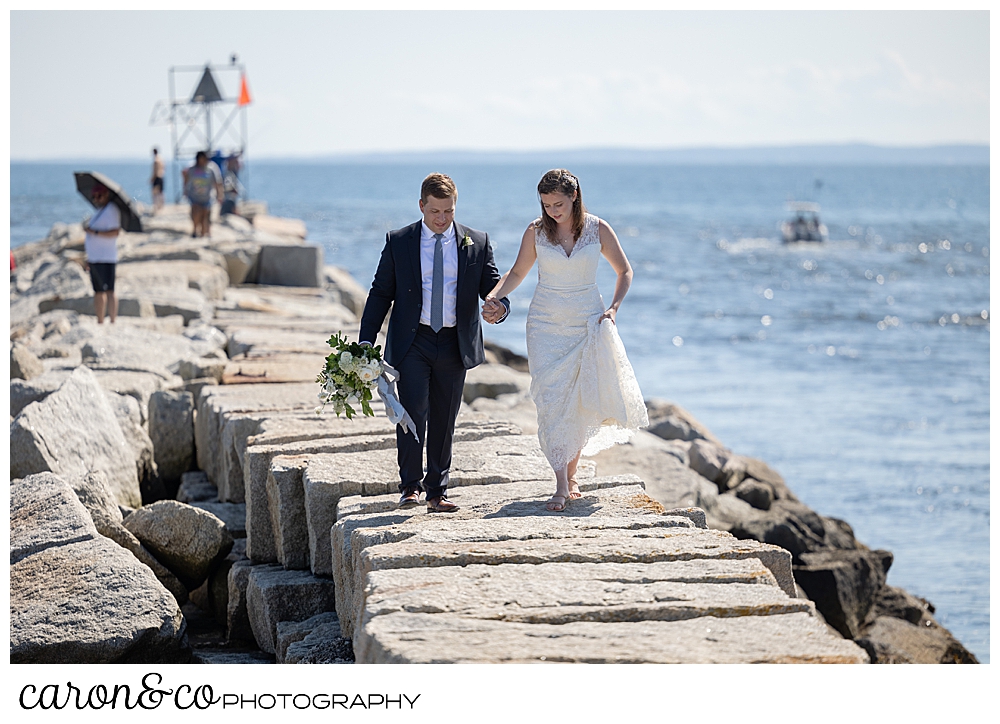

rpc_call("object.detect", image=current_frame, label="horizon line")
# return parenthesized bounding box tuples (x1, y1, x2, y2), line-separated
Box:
(10, 141, 990, 164)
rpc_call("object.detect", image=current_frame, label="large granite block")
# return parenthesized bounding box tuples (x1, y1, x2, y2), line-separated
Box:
(10, 474, 187, 663)
(255, 244, 323, 287)
(10, 366, 141, 507)
(356, 611, 867, 664)
(246, 566, 337, 654)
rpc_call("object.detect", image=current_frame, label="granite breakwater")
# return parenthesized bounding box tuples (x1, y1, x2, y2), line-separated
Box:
(9, 204, 977, 663)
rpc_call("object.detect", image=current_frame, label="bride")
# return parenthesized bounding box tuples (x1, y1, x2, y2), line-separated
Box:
(483, 169, 648, 511)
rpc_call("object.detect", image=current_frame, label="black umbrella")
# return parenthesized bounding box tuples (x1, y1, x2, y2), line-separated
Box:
(74, 171, 143, 233)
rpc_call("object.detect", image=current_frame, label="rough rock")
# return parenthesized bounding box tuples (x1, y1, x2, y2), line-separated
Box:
(38, 294, 156, 319)
(11, 472, 101, 562)
(104, 390, 157, 493)
(148, 390, 196, 492)
(10, 473, 188, 663)
(10, 375, 63, 417)
(587, 430, 711, 508)
(192, 501, 247, 538)
(179, 357, 227, 382)
(116, 259, 230, 301)
(275, 611, 344, 663)
(462, 363, 532, 403)
(227, 559, 268, 644)
(856, 615, 978, 664)
(483, 339, 530, 373)
(10, 367, 176, 420)
(191, 650, 275, 664)
(10, 366, 141, 507)
(123, 500, 234, 590)
(644, 398, 723, 445)
(177, 470, 218, 502)
(687, 438, 732, 488)
(865, 583, 936, 628)
(323, 265, 368, 316)
(78, 324, 220, 374)
(793, 548, 893, 639)
(250, 215, 307, 240)
(11, 344, 44, 380)
(729, 499, 856, 558)
(733, 478, 774, 511)
(470, 391, 538, 434)
(245, 566, 337, 654)
(66, 471, 188, 604)
(21, 257, 91, 298)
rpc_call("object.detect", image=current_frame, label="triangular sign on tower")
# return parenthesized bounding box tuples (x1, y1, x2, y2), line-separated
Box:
(238, 73, 253, 106)
(191, 67, 223, 104)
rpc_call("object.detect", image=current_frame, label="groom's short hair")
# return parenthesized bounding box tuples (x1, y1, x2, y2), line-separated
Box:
(421, 173, 457, 202)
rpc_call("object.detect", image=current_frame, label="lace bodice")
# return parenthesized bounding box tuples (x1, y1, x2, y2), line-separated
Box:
(534, 214, 602, 289)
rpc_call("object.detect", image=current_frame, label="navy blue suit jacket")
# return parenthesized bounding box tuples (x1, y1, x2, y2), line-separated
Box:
(359, 220, 507, 369)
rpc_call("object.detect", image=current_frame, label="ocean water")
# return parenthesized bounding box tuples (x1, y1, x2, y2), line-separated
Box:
(10, 160, 990, 662)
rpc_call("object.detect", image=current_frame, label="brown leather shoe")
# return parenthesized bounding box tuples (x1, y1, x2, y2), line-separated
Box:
(398, 489, 421, 509)
(426, 496, 459, 513)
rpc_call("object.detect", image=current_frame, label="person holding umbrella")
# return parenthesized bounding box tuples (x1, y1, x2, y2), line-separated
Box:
(83, 182, 122, 324)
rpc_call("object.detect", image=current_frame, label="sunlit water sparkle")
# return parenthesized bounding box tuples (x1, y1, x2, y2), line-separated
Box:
(11, 161, 989, 661)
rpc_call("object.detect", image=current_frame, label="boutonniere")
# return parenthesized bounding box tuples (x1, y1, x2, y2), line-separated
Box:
(461, 233, 474, 250)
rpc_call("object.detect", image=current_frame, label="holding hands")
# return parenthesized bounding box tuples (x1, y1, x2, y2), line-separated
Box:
(482, 297, 505, 324)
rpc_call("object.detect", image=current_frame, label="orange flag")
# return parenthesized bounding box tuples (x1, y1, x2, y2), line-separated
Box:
(238, 73, 252, 106)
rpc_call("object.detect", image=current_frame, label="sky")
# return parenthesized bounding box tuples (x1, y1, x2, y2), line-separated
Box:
(8, 9, 991, 160)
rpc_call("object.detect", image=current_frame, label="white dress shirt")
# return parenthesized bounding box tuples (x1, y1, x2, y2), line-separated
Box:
(419, 220, 459, 328)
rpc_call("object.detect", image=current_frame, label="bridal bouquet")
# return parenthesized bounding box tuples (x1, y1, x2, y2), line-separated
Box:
(315, 332, 383, 418)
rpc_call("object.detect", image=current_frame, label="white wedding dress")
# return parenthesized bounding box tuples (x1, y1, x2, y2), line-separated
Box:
(526, 213, 649, 469)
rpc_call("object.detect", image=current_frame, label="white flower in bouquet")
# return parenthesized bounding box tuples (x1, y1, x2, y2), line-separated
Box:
(357, 363, 379, 384)
(339, 351, 353, 368)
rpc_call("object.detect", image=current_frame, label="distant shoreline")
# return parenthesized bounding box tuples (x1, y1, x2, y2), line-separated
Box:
(11, 143, 989, 166)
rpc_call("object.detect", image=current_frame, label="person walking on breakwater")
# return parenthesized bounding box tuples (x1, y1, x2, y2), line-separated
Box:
(150, 147, 165, 213)
(183, 151, 223, 238)
(484, 169, 648, 512)
(220, 155, 243, 217)
(358, 173, 511, 513)
(82, 182, 122, 324)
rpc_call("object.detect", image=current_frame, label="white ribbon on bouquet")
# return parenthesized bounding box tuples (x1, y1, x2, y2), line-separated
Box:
(376, 363, 420, 442)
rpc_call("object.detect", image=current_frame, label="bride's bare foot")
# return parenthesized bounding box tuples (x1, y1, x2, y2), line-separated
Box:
(567, 478, 582, 500)
(546, 494, 568, 512)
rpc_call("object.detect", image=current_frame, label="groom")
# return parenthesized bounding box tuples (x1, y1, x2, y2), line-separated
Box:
(359, 173, 509, 512)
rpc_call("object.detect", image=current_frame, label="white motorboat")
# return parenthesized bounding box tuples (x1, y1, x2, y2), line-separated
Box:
(781, 202, 828, 243)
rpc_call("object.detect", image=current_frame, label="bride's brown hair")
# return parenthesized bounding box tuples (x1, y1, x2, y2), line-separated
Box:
(536, 169, 586, 243)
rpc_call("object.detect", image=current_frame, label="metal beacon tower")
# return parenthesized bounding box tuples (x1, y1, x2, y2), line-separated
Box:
(149, 55, 253, 203)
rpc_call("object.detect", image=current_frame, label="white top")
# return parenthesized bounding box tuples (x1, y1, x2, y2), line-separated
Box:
(419, 220, 458, 328)
(83, 203, 121, 263)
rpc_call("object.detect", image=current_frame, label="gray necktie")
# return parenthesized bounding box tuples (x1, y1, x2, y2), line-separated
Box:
(430, 233, 444, 332)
